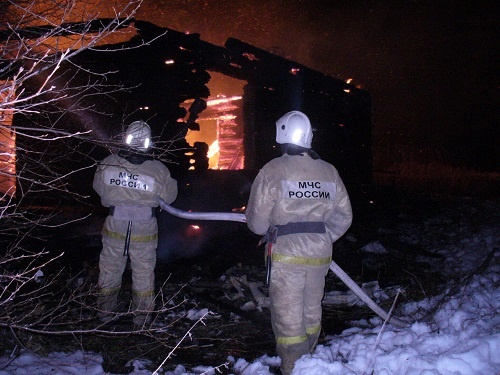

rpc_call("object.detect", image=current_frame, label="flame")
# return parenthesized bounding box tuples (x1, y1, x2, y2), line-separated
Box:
(182, 72, 245, 170)
(207, 140, 220, 158)
(206, 95, 243, 106)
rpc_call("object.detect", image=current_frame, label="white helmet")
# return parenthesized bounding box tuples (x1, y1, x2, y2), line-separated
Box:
(275, 111, 312, 149)
(124, 120, 152, 151)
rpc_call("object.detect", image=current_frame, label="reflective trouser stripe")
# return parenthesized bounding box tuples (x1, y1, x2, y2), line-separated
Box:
(306, 324, 321, 336)
(99, 287, 120, 296)
(272, 253, 332, 266)
(103, 228, 158, 242)
(276, 334, 308, 345)
(275, 326, 321, 346)
(133, 290, 154, 298)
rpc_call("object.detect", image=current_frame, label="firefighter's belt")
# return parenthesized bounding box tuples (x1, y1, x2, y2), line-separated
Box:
(262, 221, 326, 244)
(109, 205, 156, 221)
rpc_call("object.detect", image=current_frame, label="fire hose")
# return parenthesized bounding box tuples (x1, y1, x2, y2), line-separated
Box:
(158, 199, 409, 327)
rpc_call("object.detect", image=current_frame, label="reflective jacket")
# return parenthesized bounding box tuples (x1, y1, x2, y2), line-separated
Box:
(246, 153, 352, 263)
(93, 153, 177, 210)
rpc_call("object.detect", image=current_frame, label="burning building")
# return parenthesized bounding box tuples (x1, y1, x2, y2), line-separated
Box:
(77, 20, 372, 188)
(3, 19, 371, 259)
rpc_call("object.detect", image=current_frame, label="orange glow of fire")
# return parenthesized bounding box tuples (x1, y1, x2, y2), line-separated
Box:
(206, 96, 242, 107)
(0, 80, 16, 198)
(182, 72, 246, 170)
(207, 140, 220, 158)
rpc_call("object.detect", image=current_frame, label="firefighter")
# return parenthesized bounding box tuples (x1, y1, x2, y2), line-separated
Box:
(245, 111, 353, 375)
(93, 120, 177, 326)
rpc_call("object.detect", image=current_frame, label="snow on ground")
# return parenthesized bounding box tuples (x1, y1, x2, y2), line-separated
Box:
(0, 197, 499, 375)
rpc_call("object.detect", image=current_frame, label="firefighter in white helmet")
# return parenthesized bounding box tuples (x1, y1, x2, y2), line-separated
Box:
(245, 111, 353, 375)
(93, 120, 177, 326)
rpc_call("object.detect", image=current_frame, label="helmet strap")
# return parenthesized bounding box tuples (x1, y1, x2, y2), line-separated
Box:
(281, 144, 320, 160)
(118, 149, 154, 165)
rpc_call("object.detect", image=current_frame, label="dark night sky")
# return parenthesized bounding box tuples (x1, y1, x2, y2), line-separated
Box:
(96, 0, 494, 171)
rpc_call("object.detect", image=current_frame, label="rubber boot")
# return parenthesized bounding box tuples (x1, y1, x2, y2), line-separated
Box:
(277, 341, 309, 375)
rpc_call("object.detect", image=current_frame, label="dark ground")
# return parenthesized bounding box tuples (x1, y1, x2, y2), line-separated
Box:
(2, 187, 498, 374)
